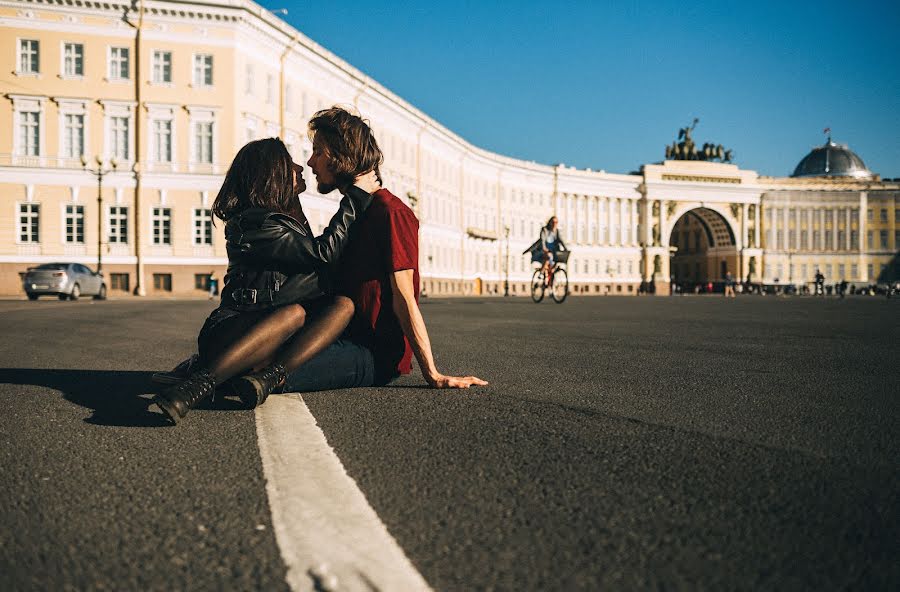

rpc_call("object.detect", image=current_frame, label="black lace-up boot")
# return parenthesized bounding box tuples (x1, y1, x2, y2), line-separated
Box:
(234, 363, 286, 409)
(152, 369, 216, 425)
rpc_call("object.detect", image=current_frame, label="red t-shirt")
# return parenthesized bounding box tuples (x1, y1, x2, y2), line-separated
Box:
(338, 188, 419, 383)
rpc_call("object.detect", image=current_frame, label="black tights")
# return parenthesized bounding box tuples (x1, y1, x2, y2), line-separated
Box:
(202, 296, 354, 385)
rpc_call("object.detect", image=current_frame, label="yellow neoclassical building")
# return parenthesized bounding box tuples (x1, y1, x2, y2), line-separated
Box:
(1, 0, 898, 298)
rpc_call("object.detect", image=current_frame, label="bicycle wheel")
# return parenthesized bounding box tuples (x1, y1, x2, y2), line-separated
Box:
(551, 267, 568, 303)
(531, 269, 546, 303)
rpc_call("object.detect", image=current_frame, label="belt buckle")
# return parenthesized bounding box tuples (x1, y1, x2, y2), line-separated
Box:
(245, 288, 257, 304)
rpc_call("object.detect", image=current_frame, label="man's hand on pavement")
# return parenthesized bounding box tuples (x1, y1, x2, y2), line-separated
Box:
(425, 372, 489, 389)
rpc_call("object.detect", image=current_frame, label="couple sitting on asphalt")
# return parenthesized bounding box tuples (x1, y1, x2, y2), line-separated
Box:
(153, 107, 486, 425)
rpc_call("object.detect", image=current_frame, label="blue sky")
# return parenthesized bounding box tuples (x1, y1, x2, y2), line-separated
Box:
(262, 1, 900, 178)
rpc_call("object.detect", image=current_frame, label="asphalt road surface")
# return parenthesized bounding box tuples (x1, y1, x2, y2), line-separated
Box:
(1, 295, 897, 591)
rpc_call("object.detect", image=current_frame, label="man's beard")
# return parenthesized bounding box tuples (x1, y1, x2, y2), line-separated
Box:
(317, 181, 338, 194)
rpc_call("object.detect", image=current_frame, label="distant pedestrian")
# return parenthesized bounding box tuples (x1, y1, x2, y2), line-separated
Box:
(208, 271, 219, 300)
(724, 271, 736, 298)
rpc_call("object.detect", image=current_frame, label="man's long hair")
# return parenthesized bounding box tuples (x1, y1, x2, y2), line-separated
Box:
(308, 106, 383, 189)
(212, 138, 298, 222)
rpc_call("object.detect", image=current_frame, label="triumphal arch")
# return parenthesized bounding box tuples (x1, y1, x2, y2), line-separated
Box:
(639, 122, 763, 293)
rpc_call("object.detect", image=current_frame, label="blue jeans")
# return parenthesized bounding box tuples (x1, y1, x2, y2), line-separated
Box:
(284, 338, 377, 392)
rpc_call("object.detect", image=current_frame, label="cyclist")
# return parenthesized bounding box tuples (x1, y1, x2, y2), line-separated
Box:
(535, 216, 566, 283)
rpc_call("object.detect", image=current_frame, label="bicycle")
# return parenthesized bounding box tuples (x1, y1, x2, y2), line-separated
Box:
(531, 250, 569, 303)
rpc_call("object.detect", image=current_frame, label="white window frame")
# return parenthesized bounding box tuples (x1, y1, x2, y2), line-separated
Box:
(100, 100, 136, 164)
(151, 50, 172, 85)
(61, 42, 84, 79)
(107, 46, 130, 81)
(186, 106, 219, 171)
(17, 202, 41, 244)
(192, 208, 213, 246)
(145, 103, 177, 168)
(63, 203, 85, 244)
(17, 38, 40, 75)
(55, 98, 90, 162)
(266, 73, 274, 105)
(244, 115, 258, 144)
(9, 94, 47, 162)
(245, 63, 254, 95)
(107, 205, 129, 244)
(192, 53, 213, 88)
(151, 207, 172, 245)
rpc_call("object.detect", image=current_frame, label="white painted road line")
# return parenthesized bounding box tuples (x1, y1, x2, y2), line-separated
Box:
(256, 393, 432, 592)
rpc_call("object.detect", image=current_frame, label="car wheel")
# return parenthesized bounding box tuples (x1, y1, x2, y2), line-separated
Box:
(94, 284, 107, 301)
(69, 284, 80, 301)
(27, 293, 38, 301)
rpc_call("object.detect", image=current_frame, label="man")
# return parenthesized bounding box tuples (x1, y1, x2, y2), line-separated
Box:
(155, 109, 488, 391)
(287, 107, 486, 391)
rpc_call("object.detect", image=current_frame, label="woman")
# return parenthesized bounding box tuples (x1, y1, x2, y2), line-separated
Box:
(152, 137, 379, 424)
(531, 216, 566, 280)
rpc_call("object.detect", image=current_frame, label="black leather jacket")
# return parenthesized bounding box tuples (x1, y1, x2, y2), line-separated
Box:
(220, 185, 372, 311)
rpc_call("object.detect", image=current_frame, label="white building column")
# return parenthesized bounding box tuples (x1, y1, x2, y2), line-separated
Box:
(740, 203, 748, 250)
(603, 197, 611, 245)
(858, 192, 867, 280)
(783, 207, 790, 250)
(845, 207, 851, 250)
(659, 200, 668, 247)
(755, 204, 761, 248)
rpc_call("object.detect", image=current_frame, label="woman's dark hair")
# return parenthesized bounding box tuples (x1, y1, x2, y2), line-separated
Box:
(212, 138, 298, 222)
(308, 106, 384, 188)
(546, 216, 558, 230)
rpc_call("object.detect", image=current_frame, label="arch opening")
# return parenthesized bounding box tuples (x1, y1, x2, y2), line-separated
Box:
(668, 207, 738, 291)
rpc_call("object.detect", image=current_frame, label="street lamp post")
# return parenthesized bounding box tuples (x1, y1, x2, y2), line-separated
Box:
(81, 155, 117, 273)
(503, 225, 510, 297)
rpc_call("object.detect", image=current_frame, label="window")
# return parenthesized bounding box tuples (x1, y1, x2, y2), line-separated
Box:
(63, 43, 83, 77)
(65, 205, 84, 243)
(108, 206, 128, 243)
(195, 274, 211, 290)
(245, 63, 254, 95)
(837, 230, 845, 249)
(851, 264, 858, 279)
(193, 208, 212, 245)
(152, 51, 171, 83)
(62, 114, 84, 159)
(193, 54, 213, 87)
(19, 204, 40, 243)
(152, 207, 171, 245)
(193, 121, 213, 163)
(18, 39, 39, 74)
(18, 111, 40, 156)
(867, 264, 873, 279)
(153, 273, 172, 291)
(880, 230, 888, 249)
(110, 116, 129, 160)
(867, 231, 873, 249)
(880, 209, 888, 223)
(895, 230, 900, 247)
(895, 209, 900, 223)
(108, 47, 129, 80)
(867, 209, 873, 222)
(266, 74, 274, 104)
(285, 83, 293, 112)
(110, 273, 129, 292)
(152, 119, 172, 163)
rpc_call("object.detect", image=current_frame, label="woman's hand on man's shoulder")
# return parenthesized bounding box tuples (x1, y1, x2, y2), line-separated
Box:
(353, 170, 382, 194)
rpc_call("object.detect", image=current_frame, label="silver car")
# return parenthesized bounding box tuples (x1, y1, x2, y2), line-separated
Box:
(23, 263, 107, 301)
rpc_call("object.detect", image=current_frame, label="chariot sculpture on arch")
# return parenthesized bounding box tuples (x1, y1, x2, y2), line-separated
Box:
(665, 118, 734, 163)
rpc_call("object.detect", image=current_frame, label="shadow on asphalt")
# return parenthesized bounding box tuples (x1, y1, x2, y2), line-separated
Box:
(0, 368, 244, 427)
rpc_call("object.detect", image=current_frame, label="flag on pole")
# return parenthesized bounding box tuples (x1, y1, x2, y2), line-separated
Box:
(823, 127, 831, 135)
